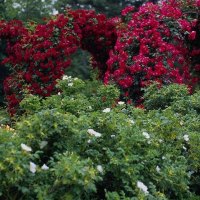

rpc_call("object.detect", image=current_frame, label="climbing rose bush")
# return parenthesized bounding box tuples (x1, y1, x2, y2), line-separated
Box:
(1, 10, 117, 115)
(1, 0, 200, 115)
(105, 0, 200, 104)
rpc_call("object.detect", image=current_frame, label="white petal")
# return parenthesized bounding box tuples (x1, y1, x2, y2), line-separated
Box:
(30, 162, 37, 173)
(142, 132, 150, 139)
(183, 146, 187, 150)
(87, 139, 92, 144)
(97, 165, 103, 173)
(129, 119, 135, 124)
(102, 108, 111, 113)
(68, 83, 73, 87)
(111, 134, 116, 138)
(156, 166, 161, 172)
(62, 75, 70, 80)
(41, 164, 49, 170)
(118, 101, 125, 105)
(40, 141, 48, 149)
(137, 181, 149, 194)
(87, 129, 101, 137)
(183, 134, 189, 142)
(21, 143, 32, 152)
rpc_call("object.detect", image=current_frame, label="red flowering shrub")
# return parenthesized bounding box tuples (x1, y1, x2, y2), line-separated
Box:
(0, 20, 27, 106)
(1, 10, 117, 115)
(190, 19, 200, 81)
(68, 9, 117, 77)
(105, 0, 200, 104)
(1, 14, 80, 114)
(1, 0, 200, 115)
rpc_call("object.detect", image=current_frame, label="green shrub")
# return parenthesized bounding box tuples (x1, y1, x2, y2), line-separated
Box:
(1, 78, 200, 199)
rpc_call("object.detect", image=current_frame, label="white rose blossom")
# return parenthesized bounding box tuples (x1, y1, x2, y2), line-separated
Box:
(129, 119, 135, 124)
(156, 166, 161, 172)
(87, 129, 102, 137)
(30, 162, 37, 173)
(21, 143, 32, 152)
(183, 146, 187, 151)
(97, 165, 103, 173)
(183, 134, 189, 142)
(41, 164, 49, 170)
(142, 132, 150, 139)
(62, 75, 69, 80)
(102, 108, 111, 113)
(137, 181, 149, 194)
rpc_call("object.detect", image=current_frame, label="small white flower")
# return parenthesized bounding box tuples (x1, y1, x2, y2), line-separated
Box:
(158, 139, 163, 143)
(118, 101, 125, 105)
(87, 139, 92, 144)
(87, 129, 102, 137)
(62, 75, 69, 80)
(111, 134, 116, 138)
(103, 108, 111, 113)
(162, 156, 166, 160)
(21, 143, 32, 152)
(142, 132, 150, 139)
(97, 165, 103, 173)
(30, 162, 37, 173)
(129, 119, 135, 124)
(68, 83, 73, 87)
(137, 181, 149, 194)
(74, 78, 78, 80)
(183, 146, 187, 151)
(88, 106, 92, 110)
(41, 164, 49, 170)
(183, 134, 189, 142)
(58, 92, 61, 95)
(156, 166, 161, 172)
(39, 141, 48, 149)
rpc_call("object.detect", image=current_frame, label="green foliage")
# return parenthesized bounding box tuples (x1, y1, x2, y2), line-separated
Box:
(0, 0, 53, 22)
(0, 107, 10, 125)
(65, 48, 91, 80)
(144, 82, 200, 115)
(1, 78, 200, 199)
(143, 83, 190, 110)
(54, 0, 149, 17)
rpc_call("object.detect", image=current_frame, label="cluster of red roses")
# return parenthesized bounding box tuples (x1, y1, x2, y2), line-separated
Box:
(68, 9, 117, 77)
(105, 0, 200, 103)
(0, 0, 200, 115)
(0, 10, 116, 115)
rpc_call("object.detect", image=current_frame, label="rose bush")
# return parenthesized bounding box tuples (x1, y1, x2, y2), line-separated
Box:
(105, 0, 200, 104)
(0, 77, 200, 199)
(0, 0, 200, 115)
(0, 10, 117, 115)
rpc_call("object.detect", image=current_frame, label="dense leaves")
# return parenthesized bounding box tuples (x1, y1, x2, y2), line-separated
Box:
(0, 78, 200, 199)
